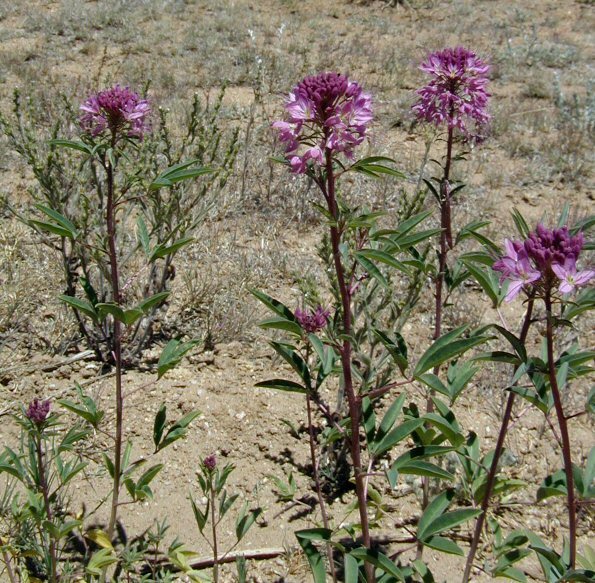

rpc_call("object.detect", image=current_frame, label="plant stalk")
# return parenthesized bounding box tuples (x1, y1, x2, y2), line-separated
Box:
(306, 392, 338, 582)
(544, 291, 576, 568)
(419, 124, 454, 559)
(105, 148, 124, 545)
(324, 150, 374, 583)
(462, 297, 534, 582)
(35, 431, 57, 582)
(210, 475, 219, 583)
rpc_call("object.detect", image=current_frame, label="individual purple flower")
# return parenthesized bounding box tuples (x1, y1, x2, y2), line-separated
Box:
(203, 453, 217, 471)
(80, 85, 151, 140)
(26, 399, 51, 426)
(494, 225, 592, 300)
(493, 239, 541, 301)
(273, 72, 372, 174)
(413, 46, 490, 140)
(295, 306, 330, 334)
(552, 260, 594, 294)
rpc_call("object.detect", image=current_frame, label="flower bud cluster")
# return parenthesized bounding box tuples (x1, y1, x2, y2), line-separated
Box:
(493, 225, 593, 301)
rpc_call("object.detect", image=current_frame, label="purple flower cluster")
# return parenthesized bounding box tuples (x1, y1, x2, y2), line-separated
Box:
(413, 46, 490, 140)
(494, 225, 593, 301)
(26, 399, 51, 425)
(80, 85, 151, 140)
(203, 453, 217, 471)
(295, 306, 330, 334)
(273, 72, 372, 173)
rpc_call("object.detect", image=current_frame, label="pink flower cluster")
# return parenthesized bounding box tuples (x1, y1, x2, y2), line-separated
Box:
(26, 398, 51, 425)
(80, 85, 151, 140)
(493, 225, 593, 301)
(413, 46, 490, 140)
(273, 72, 372, 173)
(295, 306, 330, 334)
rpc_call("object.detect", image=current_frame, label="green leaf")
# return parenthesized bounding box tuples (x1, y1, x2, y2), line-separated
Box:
(250, 289, 296, 321)
(422, 535, 464, 556)
(354, 252, 389, 289)
(153, 404, 167, 450)
(33, 204, 78, 239)
(259, 317, 302, 336)
(413, 326, 490, 378)
(370, 418, 424, 457)
(86, 548, 118, 576)
(150, 160, 212, 189)
(136, 215, 151, 257)
(374, 330, 408, 375)
(58, 295, 98, 322)
(417, 490, 454, 539)
(157, 339, 199, 378)
(349, 156, 405, 179)
(349, 548, 405, 580)
(49, 138, 93, 154)
(419, 508, 481, 540)
(357, 249, 411, 276)
(137, 291, 170, 314)
(191, 497, 209, 533)
(156, 410, 200, 452)
(461, 259, 502, 307)
(295, 528, 331, 583)
(396, 460, 454, 482)
(235, 504, 262, 541)
(537, 470, 567, 501)
(255, 379, 307, 394)
(269, 341, 311, 389)
(29, 220, 73, 239)
(376, 393, 407, 443)
(422, 412, 464, 447)
(150, 236, 195, 261)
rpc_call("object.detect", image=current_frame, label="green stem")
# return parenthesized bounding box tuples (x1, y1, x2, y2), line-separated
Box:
(544, 291, 576, 568)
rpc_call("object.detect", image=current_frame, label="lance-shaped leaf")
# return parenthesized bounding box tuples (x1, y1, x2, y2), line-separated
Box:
(150, 236, 194, 261)
(348, 548, 406, 580)
(354, 251, 389, 289)
(150, 160, 212, 189)
(349, 156, 405, 179)
(250, 289, 296, 321)
(59, 295, 99, 323)
(49, 138, 94, 154)
(30, 204, 78, 240)
(370, 418, 425, 457)
(357, 248, 412, 276)
(255, 379, 307, 394)
(154, 409, 200, 452)
(269, 341, 312, 389)
(374, 329, 408, 374)
(461, 258, 503, 307)
(295, 529, 332, 583)
(157, 339, 199, 378)
(96, 303, 143, 326)
(413, 326, 491, 378)
(137, 291, 170, 314)
(136, 215, 152, 257)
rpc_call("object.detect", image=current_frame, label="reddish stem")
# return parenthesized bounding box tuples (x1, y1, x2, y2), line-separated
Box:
(325, 149, 374, 582)
(105, 145, 124, 544)
(544, 291, 576, 568)
(463, 297, 534, 582)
